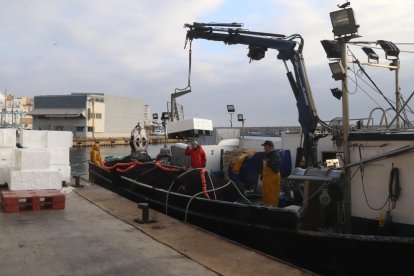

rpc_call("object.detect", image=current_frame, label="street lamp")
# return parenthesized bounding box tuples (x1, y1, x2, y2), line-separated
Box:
(227, 105, 235, 127)
(161, 112, 169, 148)
(237, 114, 246, 139)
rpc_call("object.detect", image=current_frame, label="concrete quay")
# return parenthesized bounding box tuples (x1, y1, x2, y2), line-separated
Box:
(0, 179, 314, 276)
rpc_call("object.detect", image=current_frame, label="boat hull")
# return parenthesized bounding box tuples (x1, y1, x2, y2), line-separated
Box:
(89, 162, 414, 275)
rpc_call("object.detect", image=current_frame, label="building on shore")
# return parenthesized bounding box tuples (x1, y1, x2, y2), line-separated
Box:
(28, 93, 145, 140)
(0, 92, 33, 129)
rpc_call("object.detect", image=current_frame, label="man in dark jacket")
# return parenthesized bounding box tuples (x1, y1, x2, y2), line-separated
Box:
(260, 140, 281, 206)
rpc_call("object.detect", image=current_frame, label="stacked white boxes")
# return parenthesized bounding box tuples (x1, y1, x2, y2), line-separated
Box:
(0, 129, 17, 185)
(7, 130, 73, 190)
(46, 131, 72, 183)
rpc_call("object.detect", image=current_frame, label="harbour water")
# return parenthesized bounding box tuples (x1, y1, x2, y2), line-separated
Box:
(70, 144, 167, 176)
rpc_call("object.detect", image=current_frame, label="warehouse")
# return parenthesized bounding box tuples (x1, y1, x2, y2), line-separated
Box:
(29, 93, 145, 139)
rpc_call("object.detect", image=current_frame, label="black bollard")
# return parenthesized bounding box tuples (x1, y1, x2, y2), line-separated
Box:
(135, 203, 156, 224)
(72, 175, 84, 188)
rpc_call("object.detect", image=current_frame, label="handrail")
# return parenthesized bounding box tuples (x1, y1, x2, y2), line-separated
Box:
(367, 107, 388, 128)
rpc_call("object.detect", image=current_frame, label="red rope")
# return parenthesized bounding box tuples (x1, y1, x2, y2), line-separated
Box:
(102, 160, 144, 171)
(155, 161, 180, 172)
(116, 163, 138, 173)
(200, 168, 210, 199)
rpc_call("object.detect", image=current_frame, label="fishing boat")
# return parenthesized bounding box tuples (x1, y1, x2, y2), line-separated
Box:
(89, 3, 414, 275)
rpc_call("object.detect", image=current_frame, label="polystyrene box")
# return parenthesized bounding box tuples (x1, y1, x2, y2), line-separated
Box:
(8, 169, 62, 190)
(48, 148, 70, 165)
(15, 148, 50, 171)
(0, 147, 15, 165)
(0, 164, 12, 185)
(46, 131, 73, 148)
(0, 128, 17, 147)
(50, 164, 71, 182)
(19, 130, 47, 148)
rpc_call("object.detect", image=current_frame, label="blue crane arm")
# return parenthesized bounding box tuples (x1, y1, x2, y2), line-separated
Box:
(185, 23, 320, 166)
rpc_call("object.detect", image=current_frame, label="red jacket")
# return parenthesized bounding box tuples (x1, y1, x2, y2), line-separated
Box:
(185, 146, 207, 168)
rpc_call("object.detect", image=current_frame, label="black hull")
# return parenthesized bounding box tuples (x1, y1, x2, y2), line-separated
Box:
(89, 163, 414, 275)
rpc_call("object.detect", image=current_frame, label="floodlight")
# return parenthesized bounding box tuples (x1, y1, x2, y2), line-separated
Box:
(152, 113, 158, 120)
(321, 40, 341, 59)
(377, 40, 400, 60)
(226, 105, 235, 112)
(330, 8, 359, 38)
(237, 114, 244, 122)
(329, 61, 346, 81)
(361, 47, 379, 63)
(161, 112, 169, 120)
(331, 88, 342, 100)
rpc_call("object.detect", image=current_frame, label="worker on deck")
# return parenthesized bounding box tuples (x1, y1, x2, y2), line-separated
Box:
(90, 143, 103, 166)
(185, 141, 207, 169)
(260, 140, 281, 206)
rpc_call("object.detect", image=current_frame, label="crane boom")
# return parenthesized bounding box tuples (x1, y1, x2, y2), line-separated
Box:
(185, 23, 321, 166)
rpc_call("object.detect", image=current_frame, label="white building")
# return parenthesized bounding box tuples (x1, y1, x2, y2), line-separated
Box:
(29, 93, 145, 139)
(0, 92, 33, 128)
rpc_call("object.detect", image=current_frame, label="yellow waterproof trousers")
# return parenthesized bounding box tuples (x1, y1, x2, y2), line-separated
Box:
(262, 160, 281, 206)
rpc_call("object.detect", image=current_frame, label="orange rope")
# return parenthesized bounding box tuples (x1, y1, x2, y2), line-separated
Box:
(102, 160, 144, 171)
(101, 161, 135, 170)
(116, 163, 138, 173)
(155, 161, 180, 172)
(200, 168, 210, 199)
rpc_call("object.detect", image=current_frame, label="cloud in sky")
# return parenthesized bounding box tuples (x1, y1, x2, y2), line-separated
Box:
(0, 0, 413, 127)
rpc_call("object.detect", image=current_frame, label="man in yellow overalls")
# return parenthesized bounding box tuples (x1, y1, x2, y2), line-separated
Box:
(260, 140, 281, 206)
(90, 143, 103, 166)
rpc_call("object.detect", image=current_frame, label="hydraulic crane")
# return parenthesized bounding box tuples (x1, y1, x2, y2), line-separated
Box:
(185, 22, 326, 167)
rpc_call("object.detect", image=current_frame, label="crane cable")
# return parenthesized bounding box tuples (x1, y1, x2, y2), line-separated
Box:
(176, 38, 192, 93)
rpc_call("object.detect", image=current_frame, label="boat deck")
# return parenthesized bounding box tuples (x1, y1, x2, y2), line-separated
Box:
(0, 178, 311, 276)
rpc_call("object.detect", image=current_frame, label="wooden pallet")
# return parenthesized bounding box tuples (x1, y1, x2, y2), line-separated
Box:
(1, 189, 65, 213)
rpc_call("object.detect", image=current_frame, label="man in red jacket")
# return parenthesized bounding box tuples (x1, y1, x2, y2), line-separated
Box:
(185, 141, 207, 168)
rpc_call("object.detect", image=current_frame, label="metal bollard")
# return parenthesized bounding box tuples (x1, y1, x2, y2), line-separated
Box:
(135, 203, 156, 224)
(72, 175, 84, 188)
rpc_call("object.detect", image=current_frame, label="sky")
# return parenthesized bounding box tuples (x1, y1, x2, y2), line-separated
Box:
(0, 0, 413, 127)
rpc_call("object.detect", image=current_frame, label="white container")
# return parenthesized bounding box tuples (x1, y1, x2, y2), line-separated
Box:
(46, 131, 73, 148)
(0, 128, 17, 147)
(0, 147, 15, 165)
(8, 169, 62, 190)
(15, 148, 50, 171)
(0, 164, 13, 185)
(48, 148, 70, 165)
(19, 130, 47, 148)
(50, 164, 71, 182)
